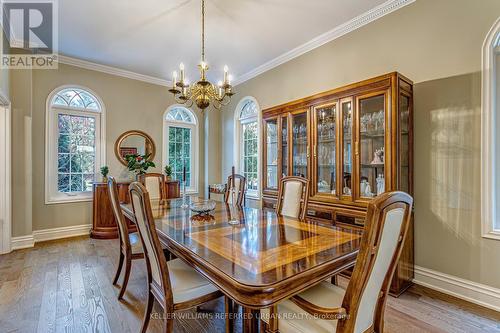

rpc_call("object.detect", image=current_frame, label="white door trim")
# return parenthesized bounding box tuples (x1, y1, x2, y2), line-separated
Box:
(0, 91, 11, 254)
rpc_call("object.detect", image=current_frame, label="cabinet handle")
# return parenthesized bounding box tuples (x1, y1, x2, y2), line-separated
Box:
(355, 142, 359, 156)
(313, 144, 317, 157)
(307, 146, 310, 158)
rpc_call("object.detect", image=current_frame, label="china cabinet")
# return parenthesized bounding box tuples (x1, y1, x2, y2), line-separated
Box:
(261, 72, 413, 296)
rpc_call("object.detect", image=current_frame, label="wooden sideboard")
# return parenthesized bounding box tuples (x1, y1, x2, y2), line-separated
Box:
(91, 180, 180, 239)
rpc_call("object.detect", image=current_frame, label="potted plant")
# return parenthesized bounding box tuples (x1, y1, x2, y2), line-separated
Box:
(164, 165, 173, 181)
(100, 166, 109, 182)
(125, 153, 156, 177)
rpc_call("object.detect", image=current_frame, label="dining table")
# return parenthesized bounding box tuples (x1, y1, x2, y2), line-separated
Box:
(121, 197, 362, 333)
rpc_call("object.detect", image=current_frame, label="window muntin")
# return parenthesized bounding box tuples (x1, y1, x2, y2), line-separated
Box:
(52, 88, 101, 111)
(163, 107, 198, 193)
(46, 87, 103, 204)
(238, 99, 260, 197)
(57, 114, 96, 193)
(166, 107, 195, 124)
(168, 126, 192, 187)
(242, 121, 258, 191)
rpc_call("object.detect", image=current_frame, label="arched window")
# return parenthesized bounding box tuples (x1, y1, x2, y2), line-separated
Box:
(482, 18, 500, 240)
(163, 106, 199, 193)
(45, 87, 105, 204)
(235, 98, 260, 198)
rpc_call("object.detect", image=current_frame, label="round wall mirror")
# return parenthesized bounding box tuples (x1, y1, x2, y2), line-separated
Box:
(114, 130, 156, 166)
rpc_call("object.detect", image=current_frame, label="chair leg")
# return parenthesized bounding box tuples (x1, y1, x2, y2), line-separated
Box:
(112, 252, 124, 285)
(164, 309, 174, 333)
(118, 254, 132, 300)
(141, 290, 154, 333)
(224, 296, 234, 333)
(331, 275, 338, 285)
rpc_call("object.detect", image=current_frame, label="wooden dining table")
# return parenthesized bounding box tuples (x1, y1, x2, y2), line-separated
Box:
(121, 197, 362, 332)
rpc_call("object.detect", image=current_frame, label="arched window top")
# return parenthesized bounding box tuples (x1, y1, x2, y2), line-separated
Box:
(51, 88, 102, 111)
(165, 107, 196, 124)
(239, 100, 258, 120)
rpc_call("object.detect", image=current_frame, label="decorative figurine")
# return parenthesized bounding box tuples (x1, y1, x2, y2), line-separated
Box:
(371, 147, 384, 165)
(376, 174, 385, 195)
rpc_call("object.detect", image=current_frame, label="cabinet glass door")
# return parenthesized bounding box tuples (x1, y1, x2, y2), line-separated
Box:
(291, 112, 308, 178)
(358, 94, 386, 198)
(281, 116, 289, 178)
(265, 119, 278, 190)
(399, 93, 411, 194)
(341, 99, 353, 197)
(315, 103, 336, 195)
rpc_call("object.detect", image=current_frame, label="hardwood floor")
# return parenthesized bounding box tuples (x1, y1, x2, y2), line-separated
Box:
(1, 236, 499, 333)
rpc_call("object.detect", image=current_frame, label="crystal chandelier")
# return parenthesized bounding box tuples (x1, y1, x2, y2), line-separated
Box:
(168, 0, 234, 110)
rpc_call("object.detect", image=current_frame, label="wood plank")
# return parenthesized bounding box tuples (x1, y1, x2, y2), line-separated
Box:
(36, 269, 58, 333)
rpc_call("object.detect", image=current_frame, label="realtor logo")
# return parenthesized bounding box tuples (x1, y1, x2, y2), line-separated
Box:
(1, 0, 58, 69)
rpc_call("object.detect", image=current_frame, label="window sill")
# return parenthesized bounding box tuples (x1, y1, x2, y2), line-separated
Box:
(45, 194, 93, 205)
(482, 230, 500, 241)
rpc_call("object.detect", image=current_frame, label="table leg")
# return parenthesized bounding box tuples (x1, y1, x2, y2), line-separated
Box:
(243, 307, 259, 333)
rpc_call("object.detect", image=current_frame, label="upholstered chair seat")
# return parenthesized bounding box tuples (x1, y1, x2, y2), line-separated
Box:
(167, 258, 220, 304)
(262, 282, 345, 333)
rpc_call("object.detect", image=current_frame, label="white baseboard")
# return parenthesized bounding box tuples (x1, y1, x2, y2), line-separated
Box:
(11, 234, 35, 250)
(414, 265, 500, 312)
(11, 224, 91, 251)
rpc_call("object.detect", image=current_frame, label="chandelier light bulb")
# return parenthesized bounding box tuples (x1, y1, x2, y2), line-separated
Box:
(180, 63, 185, 82)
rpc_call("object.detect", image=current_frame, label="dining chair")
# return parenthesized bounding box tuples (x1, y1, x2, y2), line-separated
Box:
(108, 176, 144, 300)
(138, 173, 166, 201)
(224, 174, 246, 206)
(276, 176, 310, 221)
(129, 182, 230, 333)
(261, 191, 413, 333)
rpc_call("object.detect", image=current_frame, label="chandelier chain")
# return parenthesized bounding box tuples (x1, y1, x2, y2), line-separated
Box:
(201, 0, 205, 62)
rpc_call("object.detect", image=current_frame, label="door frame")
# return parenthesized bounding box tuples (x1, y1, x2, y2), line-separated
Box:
(0, 91, 11, 254)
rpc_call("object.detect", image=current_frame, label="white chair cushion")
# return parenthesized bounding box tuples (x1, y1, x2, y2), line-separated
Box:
(129, 232, 143, 255)
(261, 281, 345, 333)
(167, 258, 219, 304)
(281, 181, 303, 218)
(145, 177, 161, 200)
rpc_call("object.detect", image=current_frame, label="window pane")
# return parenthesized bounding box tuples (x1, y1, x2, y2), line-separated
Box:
(167, 126, 194, 188)
(242, 121, 258, 191)
(57, 113, 96, 194)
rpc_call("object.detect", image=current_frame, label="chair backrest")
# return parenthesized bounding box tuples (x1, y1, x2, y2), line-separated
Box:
(108, 176, 130, 250)
(129, 182, 172, 305)
(138, 173, 165, 200)
(276, 176, 309, 220)
(339, 191, 413, 333)
(224, 174, 246, 206)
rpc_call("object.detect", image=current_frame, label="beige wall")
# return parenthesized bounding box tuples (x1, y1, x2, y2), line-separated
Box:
(11, 63, 221, 236)
(221, 0, 500, 288)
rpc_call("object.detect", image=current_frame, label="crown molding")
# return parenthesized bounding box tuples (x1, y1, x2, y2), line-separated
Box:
(232, 0, 416, 86)
(57, 55, 171, 87)
(30, 0, 414, 88)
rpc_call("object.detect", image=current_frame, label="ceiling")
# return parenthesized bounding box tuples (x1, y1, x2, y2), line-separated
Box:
(59, 0, 391, 83)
